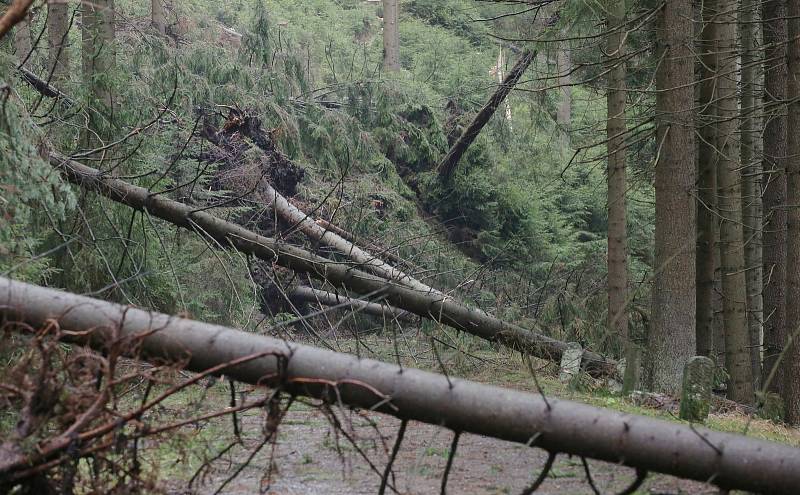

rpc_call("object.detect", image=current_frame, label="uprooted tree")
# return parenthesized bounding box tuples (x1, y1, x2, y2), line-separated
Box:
(48, 154, 617, 376)
(1, 276, 799, 494)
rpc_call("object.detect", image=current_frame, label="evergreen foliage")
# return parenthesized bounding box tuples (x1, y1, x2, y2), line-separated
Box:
(0, 0, 657, 357)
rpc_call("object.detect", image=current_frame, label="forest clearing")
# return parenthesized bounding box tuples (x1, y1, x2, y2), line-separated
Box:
(2, 0, 800, 493)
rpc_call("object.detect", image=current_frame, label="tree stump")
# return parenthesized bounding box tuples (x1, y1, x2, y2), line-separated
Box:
(679, 356, 714, 422)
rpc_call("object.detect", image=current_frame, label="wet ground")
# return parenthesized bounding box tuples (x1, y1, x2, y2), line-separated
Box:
(180, 405, 715, 495)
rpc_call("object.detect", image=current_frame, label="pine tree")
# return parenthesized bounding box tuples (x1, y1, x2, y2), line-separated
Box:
(761, 0, 788, 395)
(644, 0, 697, 393)
(605, 0, 633, 389)
(783, 0, 800, 424)
(715, 0, 754, 404)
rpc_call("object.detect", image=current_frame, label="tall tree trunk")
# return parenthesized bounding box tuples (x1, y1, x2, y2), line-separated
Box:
(741, 0, 764, 389)
(696, 0, 719, 359)
(605, 0, 633, 390)
(761, 0, 788, 395)
(11, 9, 32, 62)
(48, 1, 70, 82)
(150, 0, 166, 36)
(81, 0, 115, 147)
(556, 40, 571, 147)
(381, 0, 400, 71)
(716, 0, 754, 404)
(783, 0, 800, 425)
(644, 0, 697, 393)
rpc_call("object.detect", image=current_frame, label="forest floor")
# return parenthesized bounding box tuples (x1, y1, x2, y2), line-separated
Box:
(153, 335, 800, 495)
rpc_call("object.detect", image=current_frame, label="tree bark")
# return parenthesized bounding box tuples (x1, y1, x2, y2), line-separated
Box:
(761, 0, 788, 395)
(381, 0, 400, 71)
(48, 155, 618, 376)
(260, 181, 437, 294)
(18, 66, 74, 104)
(48, 0, 70, 82)
(290, 286, 415, 322)
(741, 0, 763, 389)
(315, 219, 420, 273)
(715, 0, 754, 404)
(556, 39, 571, 147)
(644, 0, 697, 393)
(605, 0, 633, 390)
(2, 277, 800, 494)
(150, 0, 166, 36)
(81, 0, 115, 147)
(438, 50, 535, 182)
(696, 0, 718, 359)
(783, 0, 800, 425)
(11, 7, 31, 62)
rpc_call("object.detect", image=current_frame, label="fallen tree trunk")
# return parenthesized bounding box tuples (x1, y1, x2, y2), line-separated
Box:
(291, 285, 415, 322)
(17, 66, 74, 105)
(1, 277, 798, 494)
(49, 154, 616, 376)
(315, 218, 421, 273)
(261, 180, 436, 294)
(438, 50, 535, 181)
(204, 108, 434, 294)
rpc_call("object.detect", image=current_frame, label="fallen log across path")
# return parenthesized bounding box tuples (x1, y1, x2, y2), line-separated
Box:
(48, 155, 618, 376)
(1, 277, 799, 494)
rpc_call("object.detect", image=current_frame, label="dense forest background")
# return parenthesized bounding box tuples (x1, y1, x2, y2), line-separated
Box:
(2, 0, 654, 359)
(2, 0, 800, 493)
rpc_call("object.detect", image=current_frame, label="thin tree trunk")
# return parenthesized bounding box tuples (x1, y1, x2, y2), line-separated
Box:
(605, 0, 633, 390)
(741, 0, 764, 389)
(783, 0, 800, 425)
(48, 0, 70, 82)
(644, 0, 697, 393)
(48, 155, 619, 376)
(556, 39, 571, 147)
(2, 277, 800, 494)
(381, 0, 400, 71)
(81, 0, 115, 147)
(495, 46, 513, 131)
(18, 66, 74, 104)
(290, 286, 415, 322)
(761, 0, 788, 395)
(716, 0, 754, 404)
(696, 0, 719, 359)
(11, 8, 31, 62)
(151, 0, 166, 36)
(438, 50, 535, 182)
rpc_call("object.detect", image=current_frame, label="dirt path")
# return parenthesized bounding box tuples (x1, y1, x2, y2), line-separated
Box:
(181, 406, 715, 495)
